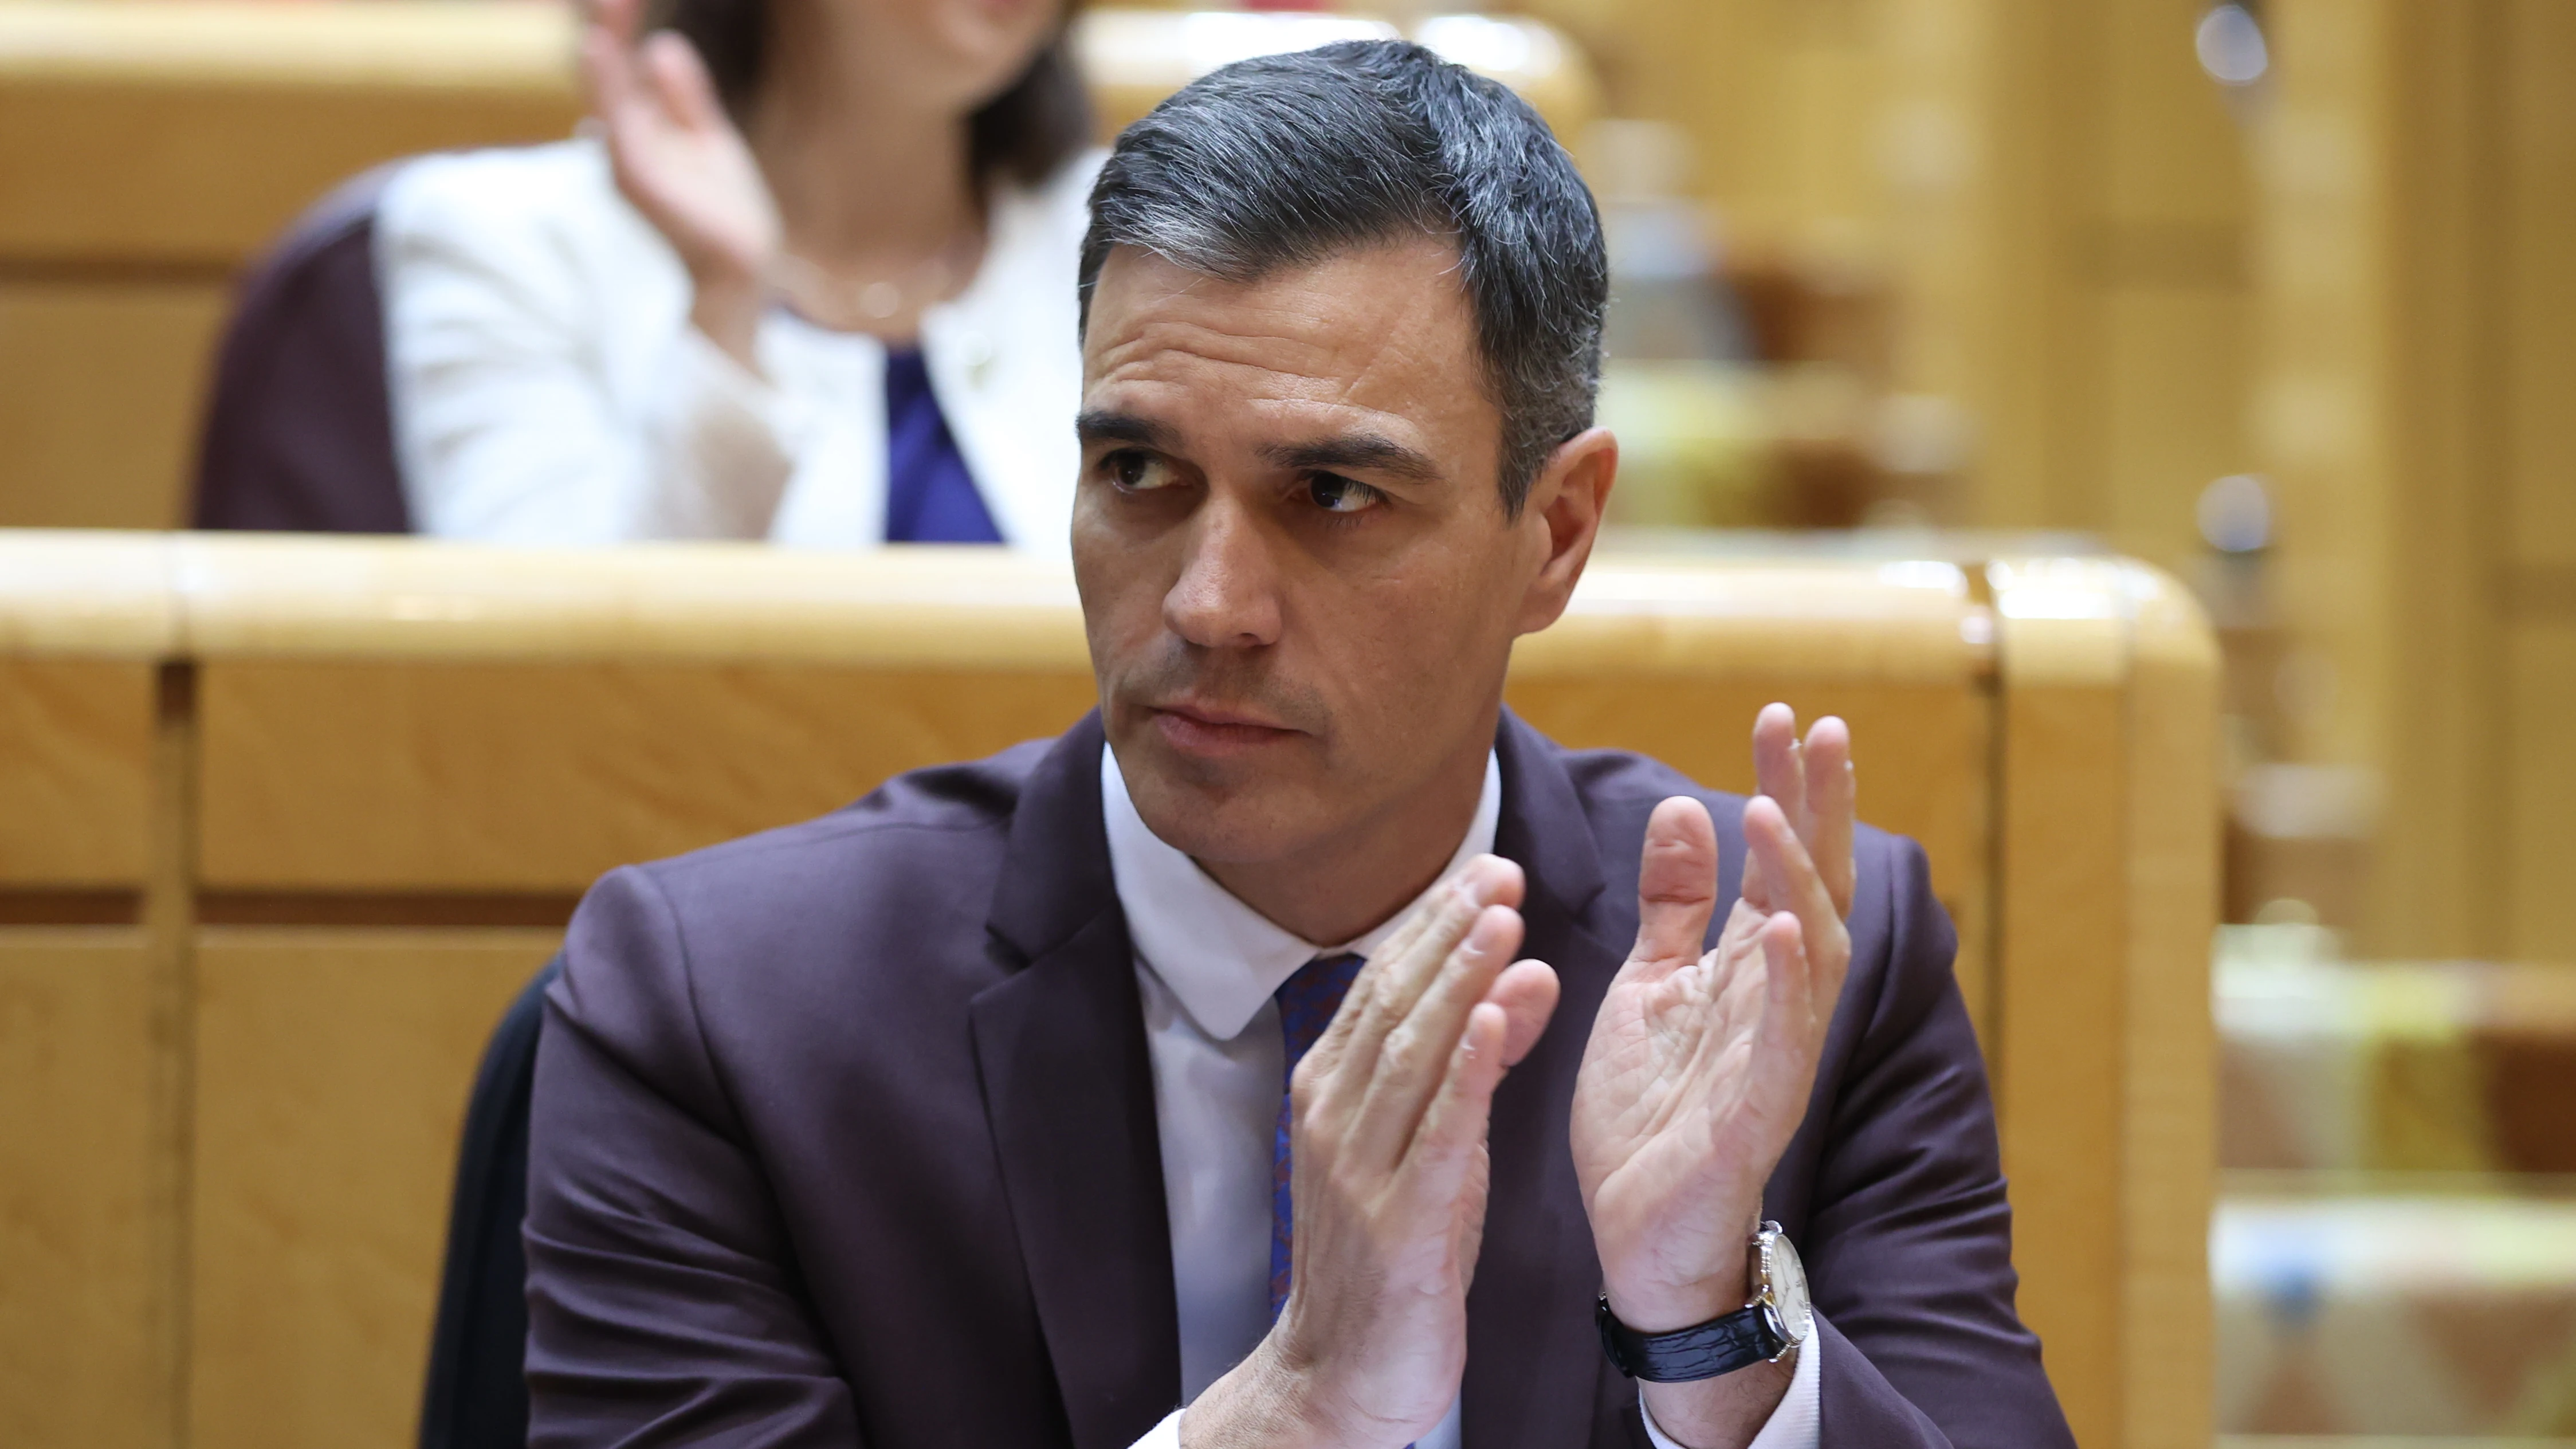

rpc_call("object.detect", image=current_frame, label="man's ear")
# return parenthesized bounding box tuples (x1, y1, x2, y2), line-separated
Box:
(1513, 426, 1617, 638)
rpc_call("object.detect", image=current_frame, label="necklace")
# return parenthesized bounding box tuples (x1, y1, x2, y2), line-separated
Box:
(771, 229, 983, 332)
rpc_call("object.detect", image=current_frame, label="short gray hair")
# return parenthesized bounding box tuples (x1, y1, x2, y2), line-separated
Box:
(1078, 40, 1608, 517)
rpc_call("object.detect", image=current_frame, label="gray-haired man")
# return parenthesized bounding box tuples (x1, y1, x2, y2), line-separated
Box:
(527, 40, 2075, 1449)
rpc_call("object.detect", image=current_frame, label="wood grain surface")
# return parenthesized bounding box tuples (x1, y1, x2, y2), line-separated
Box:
(186, 928, 559, 1449)
(0, 659, 155, 886)
(0, 929, 161, 1449)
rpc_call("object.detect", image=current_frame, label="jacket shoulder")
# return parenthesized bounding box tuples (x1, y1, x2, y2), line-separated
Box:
(619, 733, 1052, 904)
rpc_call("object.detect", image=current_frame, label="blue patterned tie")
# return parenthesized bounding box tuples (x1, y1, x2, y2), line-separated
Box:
(1270, 952, 1366, 1318)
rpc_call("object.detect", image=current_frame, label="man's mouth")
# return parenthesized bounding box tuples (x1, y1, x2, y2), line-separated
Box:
(1148, 699, 1302, 757)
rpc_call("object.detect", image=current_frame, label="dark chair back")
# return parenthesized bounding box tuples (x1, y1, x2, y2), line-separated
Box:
(192, 163, 413, 533)
(418, 955, 559, 1449)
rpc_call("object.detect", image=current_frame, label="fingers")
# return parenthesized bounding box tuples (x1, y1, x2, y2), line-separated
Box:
(1752, 912, 1819, 1061)
(578, 17, 634, 117)
(1631, 796, 1719, 971)
(591, 0, 640, 44)
(1306, 856, 1519, 1085)
(1403, 1001, 1512, 1209)
(1743, 796, 1847, 1002)
(1486, 960, 1561, 1068)
(638, 30, 726, 133)
(1744, 704, 1797, 910)
(579, 0, 642, 109)
(1751, 702, 1805, 829)
(1801, 715, 1857, 919)
(1346, 902, 1525, 1168)
(1746, 704, 1858, 920)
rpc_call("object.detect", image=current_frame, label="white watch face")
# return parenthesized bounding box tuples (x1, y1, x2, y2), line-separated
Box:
(1762, 1228, 1814, 1343)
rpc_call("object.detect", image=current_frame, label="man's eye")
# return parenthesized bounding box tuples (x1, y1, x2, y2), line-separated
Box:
(1104, 449, 1175, 492)
(1307, 473, 1384, 515)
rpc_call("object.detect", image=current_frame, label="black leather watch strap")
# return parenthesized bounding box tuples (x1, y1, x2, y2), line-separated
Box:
(1595, 1295, 1785, 1383)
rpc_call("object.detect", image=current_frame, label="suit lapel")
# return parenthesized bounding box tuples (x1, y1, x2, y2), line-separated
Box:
(971, 716, 1181, 1449)
(1464, 714, 1625, 1447)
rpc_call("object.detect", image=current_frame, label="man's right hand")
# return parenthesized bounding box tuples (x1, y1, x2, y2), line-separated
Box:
(1182, 856, 1560, 1449)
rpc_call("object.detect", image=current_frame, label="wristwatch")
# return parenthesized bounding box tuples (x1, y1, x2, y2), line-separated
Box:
(1596, 1222, 1813, 1383)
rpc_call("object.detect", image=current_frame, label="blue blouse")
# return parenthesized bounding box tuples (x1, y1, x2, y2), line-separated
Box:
(881, 348, 1003, 544)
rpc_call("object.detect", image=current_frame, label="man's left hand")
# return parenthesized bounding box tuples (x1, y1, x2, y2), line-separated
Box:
(1568, 704, 1855, 1443)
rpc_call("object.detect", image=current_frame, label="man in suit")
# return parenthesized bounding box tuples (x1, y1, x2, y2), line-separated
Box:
(526, 39, 2074, 1449)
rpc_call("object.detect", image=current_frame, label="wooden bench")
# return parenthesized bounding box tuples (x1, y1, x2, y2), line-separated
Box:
(0, 530, 2213, 1449)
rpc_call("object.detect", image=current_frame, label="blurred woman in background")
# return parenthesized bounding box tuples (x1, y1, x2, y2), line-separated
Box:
(377, 0, 1094, 547)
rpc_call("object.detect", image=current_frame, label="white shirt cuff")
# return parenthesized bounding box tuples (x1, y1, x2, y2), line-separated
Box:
(1128, 1395, 1461, 1449)
(1638, 1313, 1824, 1449)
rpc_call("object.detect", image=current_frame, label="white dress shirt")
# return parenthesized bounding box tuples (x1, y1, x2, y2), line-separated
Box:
(376, 138, 1099, 551)
(1101, 746, 1820, 1448)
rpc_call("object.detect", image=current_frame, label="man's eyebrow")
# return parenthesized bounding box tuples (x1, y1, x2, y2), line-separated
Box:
(1258, 434, 1444, 483)
(1074, 410, 1176, 450)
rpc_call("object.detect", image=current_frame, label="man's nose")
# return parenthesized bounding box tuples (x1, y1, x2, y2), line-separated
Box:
(1163, 493, 1283, 650)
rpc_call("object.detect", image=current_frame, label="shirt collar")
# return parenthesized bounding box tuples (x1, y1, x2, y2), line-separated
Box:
(1102, 743, 1503, 1043)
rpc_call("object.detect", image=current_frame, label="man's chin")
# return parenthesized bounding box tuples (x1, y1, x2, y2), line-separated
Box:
(1114, 731, 1332, 866)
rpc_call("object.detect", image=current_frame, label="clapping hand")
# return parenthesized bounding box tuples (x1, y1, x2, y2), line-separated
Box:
(580, 0, 780, 366)
(1183, 858, 1559, 1449)
(1569, 704, 1854, 1440)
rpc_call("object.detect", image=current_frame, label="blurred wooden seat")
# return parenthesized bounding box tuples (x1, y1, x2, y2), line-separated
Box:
(0, 529, 2213, 1449)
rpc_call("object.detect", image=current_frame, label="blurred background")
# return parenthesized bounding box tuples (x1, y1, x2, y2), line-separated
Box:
(0, 0, 2569, 1443)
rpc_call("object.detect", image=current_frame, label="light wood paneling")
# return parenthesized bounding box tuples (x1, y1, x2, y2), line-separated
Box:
(198, 661, 1102, 892)
(0, 3, 579, 268)
(2506, 0, 2576, 569)
(2509, 621, 2576, 961)
(1993, 600, 2127, 1449)
(0, 929, 160, 1449)
(2252, 0, 2576, 960)
(187, 928, 557, 1449)
(2117, 569, 2219, 1449)
(2100, 288, 2253, 580)
(1989, 557, 2219, 1449)
(0, 659, 155, 886)
(0, 282, 228, 532)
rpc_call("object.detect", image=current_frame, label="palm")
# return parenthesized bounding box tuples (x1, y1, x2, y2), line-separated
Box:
(582, 0, 779, 284)
(1574, 901, 1800, 1295)
(1569, 706, 1855, 1328)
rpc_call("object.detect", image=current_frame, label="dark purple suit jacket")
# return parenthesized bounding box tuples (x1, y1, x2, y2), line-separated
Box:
(527, 712, 2074, 1447)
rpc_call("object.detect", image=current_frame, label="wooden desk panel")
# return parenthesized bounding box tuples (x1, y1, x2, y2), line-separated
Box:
(187, 928, 559, 1449)
(198, 661, 1102, 892)
(0, 659, 155, 886)
(0, 929, 161, 1449)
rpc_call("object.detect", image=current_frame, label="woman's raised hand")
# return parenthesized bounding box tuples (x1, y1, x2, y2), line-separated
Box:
(581, 0, 781, 366)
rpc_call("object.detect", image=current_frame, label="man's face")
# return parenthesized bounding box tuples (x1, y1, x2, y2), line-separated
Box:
(1072, 239, 1589, 869)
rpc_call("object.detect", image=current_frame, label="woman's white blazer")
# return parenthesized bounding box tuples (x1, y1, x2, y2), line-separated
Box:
(376, 138, 1102, 554)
